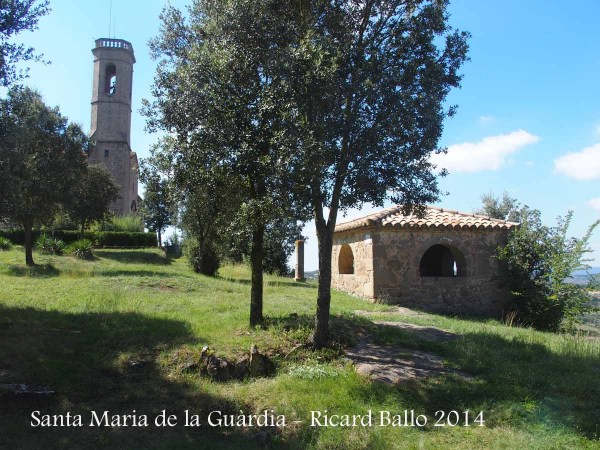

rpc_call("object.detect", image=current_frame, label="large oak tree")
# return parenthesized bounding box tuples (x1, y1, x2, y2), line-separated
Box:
(0, 87, 87, 265)
(145, 1, 308, 326)
(285, 0, 469, 347)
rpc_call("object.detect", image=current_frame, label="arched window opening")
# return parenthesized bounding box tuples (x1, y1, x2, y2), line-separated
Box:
(419, 244, 466, 277)
(104, 64, 117, 95)
(131, 200, 137, 212)
(339, 244, 354, 275)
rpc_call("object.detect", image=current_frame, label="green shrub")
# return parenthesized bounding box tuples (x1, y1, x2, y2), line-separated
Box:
(498, 209, 600, 332)
(52, 230, 92, 244)
(0, 230, 30, 245)
(0, 236, 12, 250)
(35, 234, 52, 253)
(95, 231, 157, 248)
(67, 239, 94, 259)
(0, 230, 156, 248)
(35, 234, 66, 255)
(94, 215, 144, 232)
(184, 238, 220, 276)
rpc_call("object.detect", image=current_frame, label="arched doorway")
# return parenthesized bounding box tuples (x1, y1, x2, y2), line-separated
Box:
(338, 244, 354, 274)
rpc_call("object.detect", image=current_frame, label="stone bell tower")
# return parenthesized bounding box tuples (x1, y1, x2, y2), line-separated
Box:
(88, 38, 139, 215)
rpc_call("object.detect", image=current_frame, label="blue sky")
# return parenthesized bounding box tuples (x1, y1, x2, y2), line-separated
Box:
(6, 0, 600, 270)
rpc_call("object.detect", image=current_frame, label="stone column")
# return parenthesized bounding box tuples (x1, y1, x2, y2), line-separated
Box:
(295, 240, 306, 282)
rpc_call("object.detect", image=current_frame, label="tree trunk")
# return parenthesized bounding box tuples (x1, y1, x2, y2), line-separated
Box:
(249, 222, 265, 327)
(158, 230, 162, 248)
(23, 217, 34, 266)
(80, 221, 85, 238)
(313, 224, 333, 348)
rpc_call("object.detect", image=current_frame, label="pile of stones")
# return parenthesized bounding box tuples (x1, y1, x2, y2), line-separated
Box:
(195, 344, 275, 382)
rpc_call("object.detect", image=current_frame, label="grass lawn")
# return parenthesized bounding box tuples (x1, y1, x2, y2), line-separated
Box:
(0, 247, 598, 449)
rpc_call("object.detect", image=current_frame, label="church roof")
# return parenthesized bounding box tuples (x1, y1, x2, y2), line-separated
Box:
(334, 205, 519, 233)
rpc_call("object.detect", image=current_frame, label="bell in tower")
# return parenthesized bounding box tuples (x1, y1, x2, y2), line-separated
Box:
(88, 38, 139, 215)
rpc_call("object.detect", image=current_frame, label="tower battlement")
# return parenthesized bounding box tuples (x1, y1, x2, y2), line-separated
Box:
(95, 38, 134, 51)
(94, 38, 136, 62)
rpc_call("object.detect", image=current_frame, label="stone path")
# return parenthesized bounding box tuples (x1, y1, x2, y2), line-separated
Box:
(371, 321, 458, 343)
(346, 312, 469, 384)
(354, 306, 426, 318)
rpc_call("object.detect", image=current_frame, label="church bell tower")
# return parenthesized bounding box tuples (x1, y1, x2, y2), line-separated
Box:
(88, 38, 139, 214)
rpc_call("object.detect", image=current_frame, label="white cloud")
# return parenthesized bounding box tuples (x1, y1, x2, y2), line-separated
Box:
(588, 198, 600, 211)
(554, 143, 600, 180)
(430, 130, 540, 173)
(479, 115, 495, 125)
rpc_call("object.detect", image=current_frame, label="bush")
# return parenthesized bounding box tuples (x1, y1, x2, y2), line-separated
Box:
(95, 231, 157, 248)
(497, 209, 600, 332)
(0, 230, 157, 248)
(184, 238, 220, 276)
(67, 239, 94, 259)
(35, 234, 66, 255)
(94, 215, 144, 232)
(0, 236, 12, 250)
(0, 229, 30, 245)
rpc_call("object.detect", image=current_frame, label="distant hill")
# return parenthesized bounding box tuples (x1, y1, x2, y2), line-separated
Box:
(305, 270, 319, 280)
(572, 267, 600, 276)
(568, 267, 600, 286)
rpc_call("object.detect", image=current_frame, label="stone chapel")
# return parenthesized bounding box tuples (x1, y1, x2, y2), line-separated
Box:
(331, 205, 519, 316)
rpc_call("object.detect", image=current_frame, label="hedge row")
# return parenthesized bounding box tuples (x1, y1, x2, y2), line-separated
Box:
(0, 230, 157, 248)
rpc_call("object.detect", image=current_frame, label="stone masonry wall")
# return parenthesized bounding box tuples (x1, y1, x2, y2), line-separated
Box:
(331, 232, 375, 299)
(88, 142, 133, 214)
(332, 227, 511, 317)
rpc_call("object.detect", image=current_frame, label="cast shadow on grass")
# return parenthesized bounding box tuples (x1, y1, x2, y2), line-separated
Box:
(357, 325, 600, 439)
(3, 264, 60, 278)
(265, 312, 376, 349)
(95, 250, 171, 265)
(98, 269, 176, 278)
(216, 276, 315, 289)
(266, 280, 316, 289)
(0, 306, 281, 450)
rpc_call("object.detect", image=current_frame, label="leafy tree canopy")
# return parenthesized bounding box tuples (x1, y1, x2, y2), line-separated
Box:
(0, 0, 50, 87)
(0, 86, 87, 265)
(284, 0, 470, 347)
(496, 206, 599, 332)
(475, 191, 523, 222)
(145, 0, 310, 325)
(68, 165, 120, 236)
(139, 161, 174, 247)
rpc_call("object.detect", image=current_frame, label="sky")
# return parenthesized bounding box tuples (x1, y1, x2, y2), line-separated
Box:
(6, 0, 600, 270)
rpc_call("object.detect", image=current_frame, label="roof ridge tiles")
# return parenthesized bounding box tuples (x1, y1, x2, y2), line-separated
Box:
(334, 204, 520, 233)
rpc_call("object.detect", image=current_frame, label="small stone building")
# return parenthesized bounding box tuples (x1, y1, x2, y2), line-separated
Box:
(332, 206, 518, 316)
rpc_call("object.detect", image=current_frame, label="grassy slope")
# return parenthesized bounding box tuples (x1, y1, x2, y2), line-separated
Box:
(0, 248, 598, 449)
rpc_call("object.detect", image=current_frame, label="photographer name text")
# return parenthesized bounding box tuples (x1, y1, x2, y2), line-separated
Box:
(30, 409, 484, 428)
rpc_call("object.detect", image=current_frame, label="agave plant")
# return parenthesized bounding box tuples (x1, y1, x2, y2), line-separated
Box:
(67, 239, 94, 259)
(35, 235, 66, 255)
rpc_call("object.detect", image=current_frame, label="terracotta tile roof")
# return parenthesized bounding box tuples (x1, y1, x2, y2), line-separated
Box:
(335, 205, 519, 233)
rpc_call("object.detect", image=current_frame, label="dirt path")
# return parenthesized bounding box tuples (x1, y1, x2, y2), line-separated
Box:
(347, 312, 469, 384)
